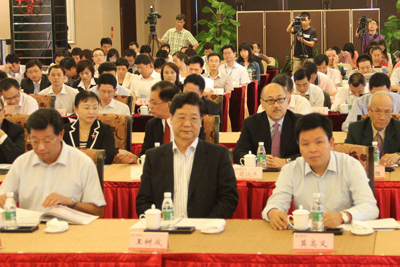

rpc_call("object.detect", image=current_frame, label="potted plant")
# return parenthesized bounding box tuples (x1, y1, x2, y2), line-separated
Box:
(380, 1, 400, 63)
(194, 0, 241, 54)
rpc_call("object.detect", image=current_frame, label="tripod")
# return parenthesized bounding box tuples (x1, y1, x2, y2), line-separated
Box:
(148, 29, 160, 58)
(354, 28, 368, 53)
(286, 29, 309, 74)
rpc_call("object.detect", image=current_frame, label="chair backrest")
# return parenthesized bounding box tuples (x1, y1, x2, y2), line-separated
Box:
(203, 114, 220, 144)
(334, 143, 374, 193)
(97, 114, 132, 152)
(322, 90, 332, 109)
(230, 85, 246, 131)
(113, 94, 133, 114)
(266, 69, 279, 84)
(78, 148, 105, 191)
(5, 114, 31, 151)
(261, 60, 268, 74)
(203, 93, 224, 129)
(29, 94, 56, 109)
(247, 80, 258, 116)
(258, 74, 269, 106)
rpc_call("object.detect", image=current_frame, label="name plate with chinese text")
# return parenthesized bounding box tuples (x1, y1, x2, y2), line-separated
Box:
(136, 98, 149, 106)
(374, 165, 385, 180)
(311, 107, 329, 115)
(234, 167, 263, 180)
(293, 233, 334, 253)
(129, 232, 169, 252)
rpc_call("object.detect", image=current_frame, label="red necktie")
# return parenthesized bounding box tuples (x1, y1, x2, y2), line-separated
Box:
(163, 122, 170, 144)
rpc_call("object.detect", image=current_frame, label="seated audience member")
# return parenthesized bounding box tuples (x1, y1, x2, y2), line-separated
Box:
(161, 62, 182, 90)
(129, 42, 140, 54)
(71, 47, 82, 64)
(314, 54, 342, 86)
(203, 53, 233, 92)
(72, 60, 97, 91)
(40, 66, 78, 114)
(343, 42, 359, 70)
(263, 113, 379, 229)
(173, 51, 190, 78)
(130, 55, 161, 98)
(93, 62, 129, 96)
(3, 54, 25, 85)
(325, 48, 341, 72)
(348, 54, 389, 83)
(80, 49, 93, 62)
(331, 73, 368, 112)
(118, 81, 181, 164)
(154, 57, 167, 73)
(54, 50, 71, 66)
(202, 42, 214, 64)
(183, 74, 219, 116)
(234, 83, 301, 168)
(180, 47, 188, 53)
(303, 61, 336, 96)
(116, 58, 134, 88)
(219, 45, 251, 86)
(123, 49, 137, 74)
(106, 48, 119, 62)
(161, 43, 173, 63)
(97, 73, 130, 115)
(184, 48, 197, 59)
(332, 46, 352, 66)
(257, 74, 312, 115)
(92, 48, 106, 77)
(60, 57, 80, 87)
(342, 73, 400, 131)
(251, 41, 275, 68)
(140, 45, 151, 56)
(100, 37, 112, 55)
(156, 49, 169, 62)
(0, 108, 106, 216)
(371, 46, 390, 69)
(366, 41, 379, 57)
(0, 71, 7, 81)
(136, 92, 238, 218)
(237, 42, 261, 84)
(390, 66, 400, 92)
(378, 39, 392, 68)
(63, 91, 115, 164)
(345, 91, 400, 166)
(0, 78, 38, 115)
(21, 59, 51, 94)
(292, 69, 324, 107)
(188, 56, 214, 92)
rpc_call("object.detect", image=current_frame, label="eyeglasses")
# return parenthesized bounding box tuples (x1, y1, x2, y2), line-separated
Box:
(3, 92, 20, 101)
(28, 136, 58, 146)
(26, 69, 41, 75)
(99, 90, 114, 95)
(174, 115, 200, 124)
(93, 54, 104, 58)
(149, 101, 167, 106)
(370, 109, 393, 117)
(261, 97, 286, 105)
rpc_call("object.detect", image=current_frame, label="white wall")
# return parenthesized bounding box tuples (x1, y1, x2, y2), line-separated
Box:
(0, 0, 11, 39)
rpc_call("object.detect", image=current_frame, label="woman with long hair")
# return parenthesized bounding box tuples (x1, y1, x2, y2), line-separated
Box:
(343, 42, 358, 69)
(172, 51, 189, 78)
(161, 62, 182, 90)
(237, 42, 260, 83)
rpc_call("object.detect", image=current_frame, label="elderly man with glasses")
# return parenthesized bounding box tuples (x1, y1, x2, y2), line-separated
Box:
(233, 83, 302, 168)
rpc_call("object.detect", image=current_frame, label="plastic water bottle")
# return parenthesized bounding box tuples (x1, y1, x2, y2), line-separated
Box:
(372, 141, 380, 166)
(311, 193, 324, 232)
(257, 142, 267, 170)
(4, 192, 17, 230)
(247, 68, 253, 80)
(161, 192, 174, 230)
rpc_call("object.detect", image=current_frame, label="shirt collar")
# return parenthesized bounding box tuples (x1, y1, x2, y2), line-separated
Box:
(50, 84, 66, 95)
(102, 98, 116, 109)
(305, 151, 337, 177)
(32, 141, 68, 167)
(205, 71, 222, 79)
(267, 116, 284, 128)
(17, 92, 25, 107)
(371, 122, 386, 139)
(172, 137, 199, 155)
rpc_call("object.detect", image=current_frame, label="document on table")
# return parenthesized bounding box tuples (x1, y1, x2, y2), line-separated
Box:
(129, 218, 226, 230)
(338, 218, 400, 231)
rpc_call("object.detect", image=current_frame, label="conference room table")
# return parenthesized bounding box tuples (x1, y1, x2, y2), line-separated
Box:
(0, 219, 399, 266)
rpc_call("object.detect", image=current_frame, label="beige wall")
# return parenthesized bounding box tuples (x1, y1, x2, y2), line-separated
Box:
(71, 0, 121, 53)
(0, 0, 10, 39)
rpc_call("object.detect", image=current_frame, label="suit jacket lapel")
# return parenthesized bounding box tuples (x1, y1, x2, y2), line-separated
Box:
(155, 119, 164, 143)
(160, 143, 174, 195)
(280, 112, 293, 156)
(384, 119, 396, 153)
(87, 120, 101, 148)
(258, 112, 272, 154)
(188, 141, 207, 201)
(362, 119, 374, 146)
(69, 120, 79, 147)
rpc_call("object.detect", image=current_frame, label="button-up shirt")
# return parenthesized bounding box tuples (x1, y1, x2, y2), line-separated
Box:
(98, 98, 130, 116)
(161, 28, 198, 55)
(203, 71, 233, 91)
(3, 92, 39, 115)
(218, 62, 251, 86)
(293, 83, 324, 107)
(39, 84, 78, 113)
(129, 70, 161, 98)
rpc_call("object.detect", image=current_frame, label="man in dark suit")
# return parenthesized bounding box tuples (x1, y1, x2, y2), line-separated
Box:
(345, 90, 400, 166)
(0, 99, 25, 163)
(20, 60, 51, 94)
(136, 92, 238, 218)
(233, 83, 301, 168)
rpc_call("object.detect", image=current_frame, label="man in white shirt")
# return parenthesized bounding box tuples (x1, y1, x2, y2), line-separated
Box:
(0, 78, 38, 115)
(314, 54, 342, 86)
(257, 74, 312, 115)
(97, 73, 130, 116)
(39, 65, 78, 114)
(303, 61, 337, 96)
(187, 56, 214, 93)
(293, 69, 324, 107)
(129, 55, 161, 98)
(218, 45, 251, 87)
(390, 66, 400, 92)
(0, 108, 106, 216)
(331, 73, 369, 112)
(203, 53, 233, 92)
(91, 62, 129, 96)
(3, 54, 25, 85)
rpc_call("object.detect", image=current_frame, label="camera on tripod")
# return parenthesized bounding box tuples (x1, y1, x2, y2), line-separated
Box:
(145, 5, 162, 33)
(292, 16, 305, 33)
(358, 15, 372, 33)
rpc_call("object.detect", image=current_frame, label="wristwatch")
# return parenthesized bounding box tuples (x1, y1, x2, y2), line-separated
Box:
(286, 158, 292, 163)
(340, 212, 350, 224)
(70, 198, 77, 209)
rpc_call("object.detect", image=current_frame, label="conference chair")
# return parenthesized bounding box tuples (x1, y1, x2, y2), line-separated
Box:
(29, 94, 56, 109)
(334, 143, 374, 193)
(77, 148, 105, 191)
(261, 60, 268, 74)
(258, 74, 269, 106)
(203, 114, 220, 144)
(322, 90, 332, 109)
(230, 85, 246, 131)
(113, 94, 133, 114)
(266, 69, 279, 84)
(5, 114, 30, 151)
(247, 80, 258, 115)
(203, 93, 225, 131)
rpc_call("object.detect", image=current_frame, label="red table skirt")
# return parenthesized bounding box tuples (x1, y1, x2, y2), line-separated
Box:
(1, 253, 400, 266)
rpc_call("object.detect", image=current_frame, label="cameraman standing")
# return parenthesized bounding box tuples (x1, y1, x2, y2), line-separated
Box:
(355, 19, 384, 54)
(158, 14, 199, 55)
(286, 12, 317, 73)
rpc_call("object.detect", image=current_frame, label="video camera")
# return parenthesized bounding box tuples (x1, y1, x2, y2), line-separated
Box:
(292, 16, 305, 33)
(358, 15, 372, 33)
(145, 5, 162, 33)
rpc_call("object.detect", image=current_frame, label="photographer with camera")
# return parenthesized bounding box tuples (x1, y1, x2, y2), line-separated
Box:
(158, 14, 199, 55)
(286, 12, 317, 73)
(355, 18, 384, 54)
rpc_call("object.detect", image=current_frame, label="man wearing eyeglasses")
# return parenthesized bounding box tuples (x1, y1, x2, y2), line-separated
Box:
(0, 109, 106, 216)
(345, 91, 400, 166)
(0, 78, 38, 115)
(21, 59, 51, 94)
(233, 83, 301, 168)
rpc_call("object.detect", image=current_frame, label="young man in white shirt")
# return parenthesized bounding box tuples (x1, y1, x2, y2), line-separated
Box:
(292, 68, 324, 107)
(218, 45, 251, 87)
(0, 78, 38, 115)
(97, 73, 130, 116)
(314, 54, 342, 86)
(3, 54, 25, 85)
(303, 61, 337, 96)
(91, 62, 129, 96)
(129, 55, 161, 98)
(39, 65, 78, 114)
(187, 56, 214, 93)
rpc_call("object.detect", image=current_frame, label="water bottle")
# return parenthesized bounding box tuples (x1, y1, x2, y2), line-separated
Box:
(257, 142, 267, 170)
(161, 192, 174, 230)
(247, 68, 253, 80)
(311, 193, 324, 232)
(4, 192, 17, 230)
(373, 141, 380, 166)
